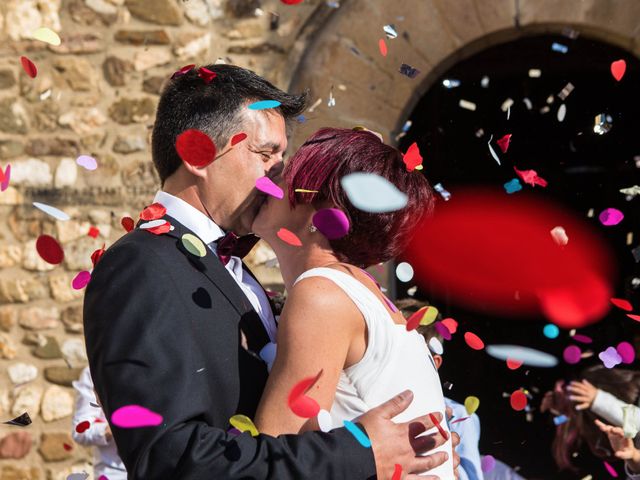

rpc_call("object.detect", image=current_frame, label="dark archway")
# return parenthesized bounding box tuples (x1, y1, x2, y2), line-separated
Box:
(396, 33, 640, 478)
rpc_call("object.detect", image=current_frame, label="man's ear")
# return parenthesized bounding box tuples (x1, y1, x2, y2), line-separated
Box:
(181, 160, 209, 180)
(433, 354, 443, 370)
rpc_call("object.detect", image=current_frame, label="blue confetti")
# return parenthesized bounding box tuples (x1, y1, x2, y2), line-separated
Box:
(296, 114, 306, 123)
(504, 178, 522, 194)
(554, 415, 568, 426)
(551, 42, 569, 54)
(543, 324, 560, 339)
(343, 420, 371, 448)
(248, 100, 282, 111)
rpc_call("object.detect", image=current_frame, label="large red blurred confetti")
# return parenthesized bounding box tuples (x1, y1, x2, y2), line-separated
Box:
(464, 332, 485, 350)
(20, 56, 37, 78)
(514, 166, 548, 187)
(175, 129, 216, 168)
(88, 226, 100, 238)
(510, 390, 527, 411)
(0, 164, 10, 191)
(402, 142, 423, 172)
(121, 216, 135, 232)
(140, 203, 166, 221)
(628, 314, 640, 322)
(288, 370, 323, 418)
(604, 460, 619, 477)
(281, 0, 303, 4)
(404, 189, 614, 328)
(36, 235, 64, 265)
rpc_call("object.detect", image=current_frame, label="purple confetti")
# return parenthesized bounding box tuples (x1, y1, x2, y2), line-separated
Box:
(435, 321, 452, 341)
(598, 208, 624, 226)
(599, 346, 622, 369)
(571, 334, 593, 344)
(312, 208, 350, 240)
(563, 345, 582, 364)
(481, 455, 496, 473)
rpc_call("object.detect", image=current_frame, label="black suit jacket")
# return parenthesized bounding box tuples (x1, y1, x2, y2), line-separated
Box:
(83, 215, 376, 479)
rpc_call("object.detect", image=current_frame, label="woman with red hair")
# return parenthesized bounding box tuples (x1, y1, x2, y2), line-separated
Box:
(252, 127, 454, 477)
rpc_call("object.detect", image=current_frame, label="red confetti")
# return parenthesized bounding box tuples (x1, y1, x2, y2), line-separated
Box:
(63, 443, 73, 451)
(464, 332, 485, 350)
(429, 412, 448, 440)
(378, 39, 388, 57)
(496, 134, 512, 153)
(197, 67, 216, 84)
(610, 59, 626, 82)
(176, 129, 217, 168)
(144, 221, 172, 236)
(0, 164, 9, 191)
(140, 203, 167, 221)
(510, 390, 527, 411)
(36, 235, 64, 265)
(514, 166, 548, 187)
(288, 370, 323, 418)
(627, 314, 640, 322)
(610, 297, 633, 311)
(391, 464, 402, 480)
(0, 166, 4, 183)
(87, 226, 100, 238)
(171, 64, 195, 79)
(75, 420, 91, 433)
(441, 317, 458, 334)
(506, 358, 523, 370)
(231, 133, 247, 146)
(402, 142, 423, 172)
(94, 418, 105, 423)
(277, 228, 302, 247)
(91, 245, 106, 268)
(405, 307, 428, 331)
(451, 416, 470, 425)
(20, 56, 37, 78)
(121, 216, 135, 232)
(281, 0, 303, 4)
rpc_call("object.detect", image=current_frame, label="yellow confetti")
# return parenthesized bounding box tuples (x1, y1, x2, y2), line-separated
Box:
(415, 164, 424, 171)
(181, 233, 207, 257)
(419, 306, 439, 326)
(229, 414, 259, 437)
(32, 27, 61, 46)
(294, 189, 319, 193)
(464, 396, 480, 415)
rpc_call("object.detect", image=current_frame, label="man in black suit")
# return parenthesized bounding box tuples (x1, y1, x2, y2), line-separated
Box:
(84, 64, 455, 479)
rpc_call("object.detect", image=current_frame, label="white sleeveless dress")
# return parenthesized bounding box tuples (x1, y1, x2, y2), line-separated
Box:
(293, 267, 454, 478)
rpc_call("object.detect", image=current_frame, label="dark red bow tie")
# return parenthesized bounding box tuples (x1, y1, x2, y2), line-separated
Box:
(214, 232, 260, 265)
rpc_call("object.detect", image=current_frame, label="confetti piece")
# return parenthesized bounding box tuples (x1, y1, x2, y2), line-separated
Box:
(504, 178, 522, 194)
(391, 464, 402, 480)
(317, 409, 333, 432)
(384, 24, 398, 39)
(610, 298, 633, 311)
(481, 76, 490, 88)
(506, 358, 523, 370)
(140, 203, 167, 221)
(528, 68, 541, 78)
(563, 345, 582, 364)
(554, 414, 568, 426)
(3, 412, 32, 426)
(406, 306, 438, 331)
(0, 164, 10, 191)
(604, 460, 618, 477)
(486, 345, 558, 368)
(294, 188, 318, 193)
(255, 177, 284, 199)
(594, 113, 613, 135)
(248, 100, 282, 110)
(435, 321, 452, 341)
(628, 314, 640, 322)
(171, 64, 195, 79)
(441, 318, 458, 334)
(343, 420, 371, 447)
(551, 226, 569, 246)
(496, 134, 512, 153)
(399, 63, 420, 79)
(552, 42, 568, 53)
(464, 332, 484, 350)
(36, 235, 64, 265)
(402, 142, 423, 171)
(599, 208, 624, 226)
(229, 414, 259, 436)
(611, 59, 626, 81)
(599, 346, 622, 368)
(121, 217, 135, 232)
(341, 172, 408, 213)
(75, 420, 91, 433)
(182, 233, 207, 257)
(442, 79, 461, 89)
(88, 226, 100, 238)
(557, 103, 567, 122)
(459, 99, 477, 111)
(429, 412, 448, 439)
(571, 334, 592, 344)
(63, 443, 72, 451)
(176, 129, 216, 168)
(33, 202, 70, 221)
(76, 155, 97, 171)
(281, 0, 304, 4)
(617, 341, 635, 364)
(197, 67, 216, 84)
(514, 166, 548, 187)
(378, 39, 387, 57)
(433, 183, 451, 201)
(510, 390, 527, 411)
(111, 405, 163, 428)
(72, 271, 91, 290)
(32, 27, 61, 46)
(428, 337, 443, 355)
(91, 245, 106, 268)
(464, 396, 480, 415)
(277, 228, 302, 247)
(288, 371, 323, 418)
(20, 56, 37, 78)
(231, 133, 247, 146)
(312, 208, 350, 240)
(543, 324, 560, 339)
(140, 219, 171, 235)
(481, 455, 496, 473)
(487, 136, 500, 165)
(395, 262, 413, 282)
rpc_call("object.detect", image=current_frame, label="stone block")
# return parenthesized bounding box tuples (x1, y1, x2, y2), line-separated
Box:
(125, 0, 184, 25)
(26, 138, 80, 157)
(41, 385, 74, 422)
(33, 336, 63, 359)
(52, 57, 99, 92)
(0, 306, 18, 332)
(184, 0, 224, 26)
(113, 134, 147, 154)
(8, 362, 38, 384)
(134, 48, 173, 72)
(0, 244, 23, 268)
(44, 366, 83, 387)
(38, 432, 73, 461)
(0, 465, 41, 480)
(109, 97, 156, 124)
(0, 98, 29, 134)
(54, 158, 79, 188)
(114, 29, 171, 45)
(103, 56, 135, 87)
(49, 273, 83, 303)
(8, 158, 52, 187)
(62, 338, 88, 365)
(18, 306, 60, 330)
(11, 384, 43, 420)
(0, 332, 18, 359)
(0, 69, 17, 89)
(174, 32, 211, 60)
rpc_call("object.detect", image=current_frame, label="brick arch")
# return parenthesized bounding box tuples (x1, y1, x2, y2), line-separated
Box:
(286, 0, 640, 147)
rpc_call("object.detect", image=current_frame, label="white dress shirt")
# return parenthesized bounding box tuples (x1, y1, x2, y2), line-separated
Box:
(153, 191, 277, 342)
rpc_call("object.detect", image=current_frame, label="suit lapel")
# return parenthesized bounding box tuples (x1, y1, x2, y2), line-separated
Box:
(242, 261, 279, 320)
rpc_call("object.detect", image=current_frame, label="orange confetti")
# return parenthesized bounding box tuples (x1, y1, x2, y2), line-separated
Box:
(464, 332, 484, 350)
(277, 228, 302, 247)
(378, 39, 388, 57)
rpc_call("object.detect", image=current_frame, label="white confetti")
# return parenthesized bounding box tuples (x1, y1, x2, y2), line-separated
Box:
(550, 226, 569, 246)
(459, 99, 477, 111)
(528, 68, 542, 78)
(317, 409, 333, 432)
(428, 337, 444, 355)
(395, 262, 414, 282)
(341, 172, 408, 213)
(139, 219, 168, 230)
(487, 135, 501, 165)
(33, 202, 70, 221)
(557, 104, 567, 122)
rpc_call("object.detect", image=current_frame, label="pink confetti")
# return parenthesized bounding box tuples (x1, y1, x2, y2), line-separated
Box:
(111, 405, 163, 428)
(0, 164, 10, 191)
(563, 345, 581, 364)
(496, 134, 512, 153)
(71, 271, 91, 290)
(598, 208, 624, 226)
(610, 59, 626, 82)
(312, 208, 350, 240)
(604, 460, 618, 477)
(255, 177, 284, 199)
(481, 455, 496, 473)
(435, 321, 452, 340)
(514, 166, 548, 187)
(571, 334, 593, 344)
(616, 341, 635, 364)
(76, 155, 98, 171)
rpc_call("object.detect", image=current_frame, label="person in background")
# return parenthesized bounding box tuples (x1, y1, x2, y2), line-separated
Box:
(72, 366, 127, 480)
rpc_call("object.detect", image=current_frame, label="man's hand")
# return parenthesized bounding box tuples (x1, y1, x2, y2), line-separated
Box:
(595, 419, 640, 473)
(0, 431, 32, 459)
(359, 390, 450, 480)
(446, 407, 461, 479)
(567, 380, 598, 410)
